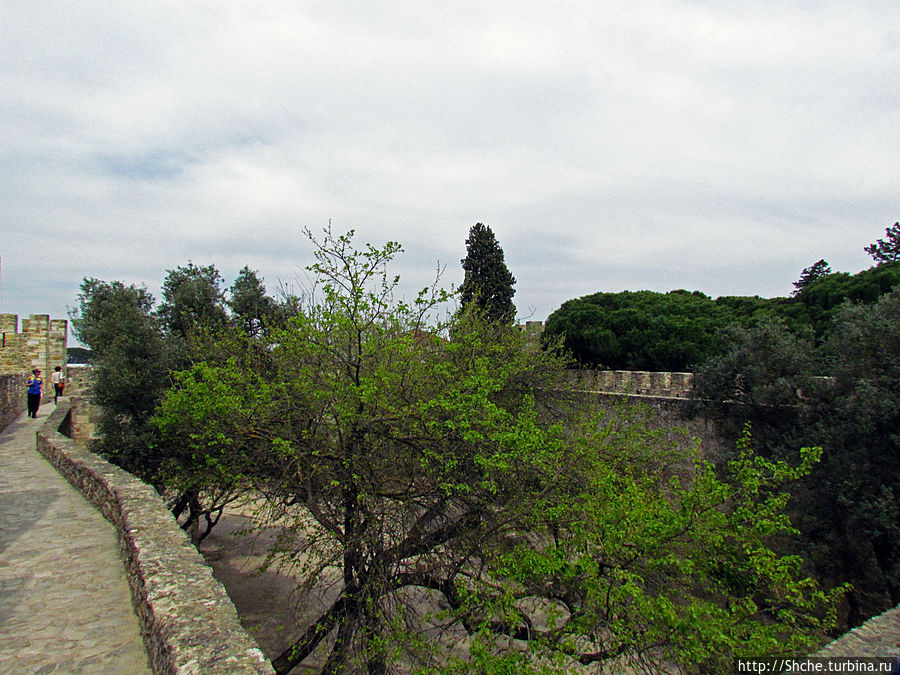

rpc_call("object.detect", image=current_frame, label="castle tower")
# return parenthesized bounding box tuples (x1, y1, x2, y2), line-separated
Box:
(0, 314, 68, 381)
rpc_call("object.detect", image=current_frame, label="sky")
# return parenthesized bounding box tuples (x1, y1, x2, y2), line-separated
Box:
(2, 1, 898, 345)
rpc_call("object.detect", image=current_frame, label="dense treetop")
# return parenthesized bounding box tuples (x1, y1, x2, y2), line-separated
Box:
(459, 222, 517, 324)
(544, 261, 900, 371)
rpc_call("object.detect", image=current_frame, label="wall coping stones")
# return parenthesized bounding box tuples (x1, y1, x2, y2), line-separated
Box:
(814, 604, 900, 658)
(35, 402, 274, 675)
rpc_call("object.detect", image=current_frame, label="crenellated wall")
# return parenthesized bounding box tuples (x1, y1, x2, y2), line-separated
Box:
(567, 369, 694, 398)
(0, 314, 68, 392)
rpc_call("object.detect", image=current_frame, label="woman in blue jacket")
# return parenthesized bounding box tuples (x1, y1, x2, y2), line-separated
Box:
(26, 369, 42, 418)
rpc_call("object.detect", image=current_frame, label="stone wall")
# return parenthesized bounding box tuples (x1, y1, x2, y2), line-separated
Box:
(0, 314, 68, 393)
(0, 374, 25, 429)
(65, 364, 94, 399)
(567, 369, 694, 398)
(36, 404, 274, 675)
(64, 396, 99, 444)
(812, 604, 900, 659)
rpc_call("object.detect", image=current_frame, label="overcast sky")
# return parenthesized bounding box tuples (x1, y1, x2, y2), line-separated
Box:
(2, 2, 898, 343)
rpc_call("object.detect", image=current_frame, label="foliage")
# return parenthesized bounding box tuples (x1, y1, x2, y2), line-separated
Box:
(691, 318, 817, 411)
(70, 266, 287, 542)
(459, 222, 517, 324)
(66, 346, 93, 364)
(546, 261, 900, 370)
(154, 229, 839, 674)
(69, 278, 173, 477)
(228, 266, 280, 337)
(543, 290, 752, 371)
(813, 288, 900, 616)
(864, 222, 900, 263)
(792, 260, 831, 296)
(788, 262, 900, 339)
(157, 261, 229, 339)
(691, 292, 900, 626)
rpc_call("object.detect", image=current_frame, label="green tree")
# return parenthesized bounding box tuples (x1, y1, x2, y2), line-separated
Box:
(814, 288, 900, 618)
(228, 266, 279, 337)
(154, 229, 839, 674)
(792, 259, 832, 296)
(69, 279, 172, 476)
(157, 262, 228, 339)
(70, 274, 243, 542)
(544, 290, 745, 371)
(691, 296, 900, 627)
(787, 262, 900, 340)
(864, 222, 900, 263)
(459, 222, 517, 324)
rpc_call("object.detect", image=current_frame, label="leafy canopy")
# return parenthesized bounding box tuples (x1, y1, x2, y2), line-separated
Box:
(792, 259, 832, 296)
(692, 290, 900, 626)
(153, 228, 840, 674)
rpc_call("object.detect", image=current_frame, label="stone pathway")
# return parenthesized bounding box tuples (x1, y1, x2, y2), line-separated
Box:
(0, 406, 151, 674)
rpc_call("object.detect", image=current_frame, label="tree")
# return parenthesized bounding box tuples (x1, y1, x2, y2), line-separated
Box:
(815, 288, 900, 618)
(864, 222, 900, 263)
(69, 279, 172, 476)
(690, 299, 900, 628)
(543, 290, 745, 371)
(792, 259, 832, 296)
(459, 222, 517, 324)
(157, 262, 228, 338)
(228, 266, 279, 337)
(70, 275, 241, 543)
(154, 228, 839, 674)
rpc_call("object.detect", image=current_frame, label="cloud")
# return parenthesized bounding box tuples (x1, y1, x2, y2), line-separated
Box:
(1, 1, 898, 340)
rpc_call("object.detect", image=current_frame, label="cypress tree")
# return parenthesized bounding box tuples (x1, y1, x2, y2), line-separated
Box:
(459, 222, 517, 323)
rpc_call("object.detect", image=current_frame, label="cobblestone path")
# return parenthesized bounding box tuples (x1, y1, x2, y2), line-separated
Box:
(0, 406, 151, 674)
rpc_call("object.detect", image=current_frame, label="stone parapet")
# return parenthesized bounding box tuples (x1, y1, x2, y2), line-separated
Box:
(0, 374, 25, 429)
(812, 604, 900, 660)
(65, 364, 94, 399)
(63, 396, 99, 444)
(567, 369, 695, 398)
(36, 404, 274, 675)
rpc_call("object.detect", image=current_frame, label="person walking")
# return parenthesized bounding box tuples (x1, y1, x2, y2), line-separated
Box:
(26, 369, 43, 418)
(51, 365, 65, 403)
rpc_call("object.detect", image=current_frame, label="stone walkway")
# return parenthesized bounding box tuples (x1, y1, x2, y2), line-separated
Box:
(0, 405, 151, 674)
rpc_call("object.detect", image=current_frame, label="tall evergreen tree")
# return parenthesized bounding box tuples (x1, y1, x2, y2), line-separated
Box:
(459, 222, 517, 323)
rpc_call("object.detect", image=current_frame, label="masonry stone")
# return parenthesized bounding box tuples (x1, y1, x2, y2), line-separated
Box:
(0, 314, 68, 399)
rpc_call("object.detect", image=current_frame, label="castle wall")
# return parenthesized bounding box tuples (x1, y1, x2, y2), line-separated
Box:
(65, 364, 93, 399)
(0, 374, 25, 428)
(566, 368, 694, 398)
(0, 314, 68, 398)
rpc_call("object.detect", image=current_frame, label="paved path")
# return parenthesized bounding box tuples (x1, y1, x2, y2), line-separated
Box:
(0, 405, 151, 674)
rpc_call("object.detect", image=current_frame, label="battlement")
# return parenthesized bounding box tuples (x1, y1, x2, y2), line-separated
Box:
(567, 369, 694, 398)
(0, 314, 68, 382)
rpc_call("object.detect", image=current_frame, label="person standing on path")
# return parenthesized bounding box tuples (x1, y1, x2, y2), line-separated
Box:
(51, 365, 65, 403)
(26, 368, 42, 418)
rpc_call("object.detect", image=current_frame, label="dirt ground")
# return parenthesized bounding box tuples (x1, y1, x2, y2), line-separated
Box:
(198, 509, 467, 675)
(198, 510, 328, 674)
